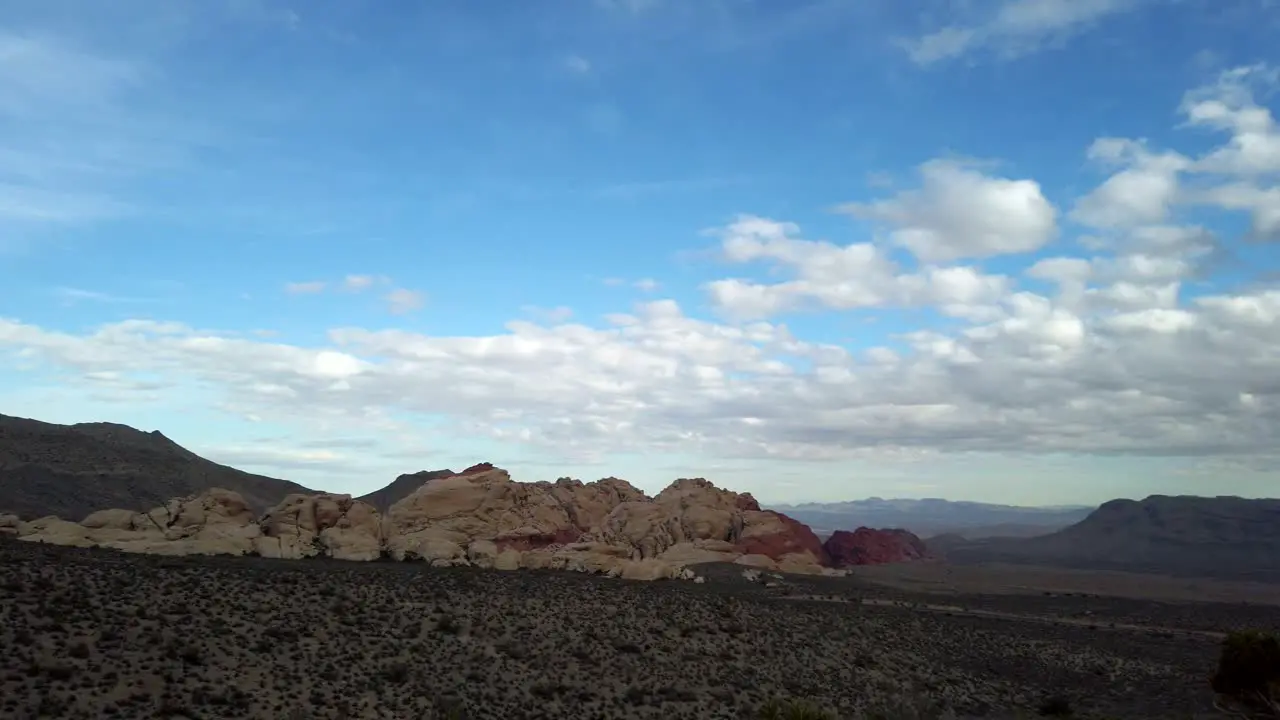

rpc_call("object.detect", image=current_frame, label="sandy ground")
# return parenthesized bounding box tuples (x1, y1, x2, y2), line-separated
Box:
(2, 539, 1270, 720)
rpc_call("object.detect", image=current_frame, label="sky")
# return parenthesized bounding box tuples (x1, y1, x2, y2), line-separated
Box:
(1, 0, 1279, 507)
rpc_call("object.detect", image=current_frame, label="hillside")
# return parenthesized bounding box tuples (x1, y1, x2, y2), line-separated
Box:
(772, 497, 1094, 539)
(355, 468, 456, 511)
(0, 413, 314, 520)
(938, 494, 1280, 581)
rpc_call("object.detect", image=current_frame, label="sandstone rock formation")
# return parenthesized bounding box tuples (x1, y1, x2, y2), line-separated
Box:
(823, 527, 928, 566)
(8, 462, 913, 580)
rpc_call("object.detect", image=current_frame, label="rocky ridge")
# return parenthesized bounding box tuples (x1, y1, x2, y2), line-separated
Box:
(1, 462, 926, 580)
(825, 527, 929, 566)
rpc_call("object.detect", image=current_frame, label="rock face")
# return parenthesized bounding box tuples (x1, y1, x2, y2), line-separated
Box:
(10, 463, 855, 580)
(823, 527, 928, 566)
(258, 493, 385, 561)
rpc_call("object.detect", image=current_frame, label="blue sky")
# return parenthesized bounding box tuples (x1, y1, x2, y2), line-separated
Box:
(2, 0, 1279, 506)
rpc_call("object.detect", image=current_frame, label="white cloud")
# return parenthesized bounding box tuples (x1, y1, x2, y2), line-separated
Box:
(3, 272, 1279, 464)
(901, 0, 1140, 65)
(1071, 139, 1190, 228)
(603, 277, 662, 292)
(564, 54, 592, 75)
(285, 281, 327, 295)
(1181, 64, 1280, 176)
(385, 288, 426, 315)
(838, 160, 1058, 263)
(342, 274, 382, 291)
(523, 305, 576, 323)
(0, 31, 142, 117)
(3, 63, 1280, 485)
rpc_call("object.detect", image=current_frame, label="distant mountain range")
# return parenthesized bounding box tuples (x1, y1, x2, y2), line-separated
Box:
(4, 412, 1279, 582)
(770, 497, 1095, 540)
(0, 413, 313, 520)
(935, 495, 1280, 581)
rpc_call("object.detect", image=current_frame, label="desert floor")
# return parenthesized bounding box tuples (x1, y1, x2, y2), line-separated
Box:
(2, 539, 1274, 720)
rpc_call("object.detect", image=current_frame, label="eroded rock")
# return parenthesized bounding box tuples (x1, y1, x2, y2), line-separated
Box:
(823, 527, 928, 566)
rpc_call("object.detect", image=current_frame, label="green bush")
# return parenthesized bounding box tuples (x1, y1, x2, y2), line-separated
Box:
(1210, 629, 1280, 715)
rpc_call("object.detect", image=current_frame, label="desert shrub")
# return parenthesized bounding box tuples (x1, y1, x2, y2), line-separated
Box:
(1211, 629, 1280, 715)
(758, 697, 836, 720)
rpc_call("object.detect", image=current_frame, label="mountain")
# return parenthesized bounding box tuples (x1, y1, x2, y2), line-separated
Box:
(936, 495, 1280, 581)
(356, 469, 456, 512)
(770, 497, 1095, 539)
(0, 413, 314, 521)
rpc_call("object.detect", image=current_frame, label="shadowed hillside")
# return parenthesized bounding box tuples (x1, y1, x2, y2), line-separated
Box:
(355, 469, 456, 512)
(938, 495, 1280, 581)
(0, 414, 314, 520)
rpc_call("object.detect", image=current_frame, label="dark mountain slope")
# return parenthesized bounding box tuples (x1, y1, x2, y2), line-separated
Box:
(0, 413, 314, 520)
(356, 469, 456, 512)
(938, 494, 1280, 581)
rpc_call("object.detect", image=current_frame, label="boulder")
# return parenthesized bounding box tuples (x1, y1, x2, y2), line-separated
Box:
(0, 513, 23, 535)
(18, 490, 260, 557)
(257, 493, 383, 561)
(823, 527, 928, 566)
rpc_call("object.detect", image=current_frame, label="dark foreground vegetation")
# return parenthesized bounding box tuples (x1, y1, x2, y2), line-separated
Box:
(1, 539, 1275, 719)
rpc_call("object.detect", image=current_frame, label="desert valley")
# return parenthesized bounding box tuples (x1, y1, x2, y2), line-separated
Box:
(1, 413, 1278, 719)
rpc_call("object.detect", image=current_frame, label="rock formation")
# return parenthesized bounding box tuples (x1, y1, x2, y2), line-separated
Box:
(7, 463, 922, 580)
(823, 527, 929, 566)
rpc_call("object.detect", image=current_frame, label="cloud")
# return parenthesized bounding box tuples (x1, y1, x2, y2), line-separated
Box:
(563, 54, 592, 75)
(1071, 139, 1191, 228)
(52, 287, 151, 306)
(0, 30, 142, 117)
(703, 215, 1012, 320)
(385, 288, 426, 315)
(0, 28, 216, 246)
(837, 159, 1059, 263)
(523, 306, 576, 324)
(901, 0, 1141, 65)
(1181, 64, 1280, 176)
(2, 65, 1280, 478)
(285, 281, 327, 295)
(342, 274, 391, 291)
(285, 276, 419, 311)
(1071, 65, 1280, 242)
(594, 0, 663, 15)
(603, 277, 662, 292)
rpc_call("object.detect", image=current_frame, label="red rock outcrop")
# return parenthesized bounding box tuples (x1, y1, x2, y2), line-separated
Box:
(13, 462, 849, 578)
(740, 510, 830, 566)
(823, 527, 928, 566)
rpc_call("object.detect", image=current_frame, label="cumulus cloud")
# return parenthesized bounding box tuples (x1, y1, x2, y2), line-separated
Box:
(1071, 139, 1190, 228)
(838, 160, 1058, 263)
(2, 65, 1279, 473)
(704, 215, 1011, 320)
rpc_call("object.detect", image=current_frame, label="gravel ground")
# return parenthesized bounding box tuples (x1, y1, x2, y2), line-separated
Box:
(0, 539, 1256, 719)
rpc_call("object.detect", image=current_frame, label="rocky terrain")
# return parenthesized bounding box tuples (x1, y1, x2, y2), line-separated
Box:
(1, 462, 927, 580)
(0, 413, 312, 520)
(0, 537, 1254, 720)
(938, 495, 1280, 582)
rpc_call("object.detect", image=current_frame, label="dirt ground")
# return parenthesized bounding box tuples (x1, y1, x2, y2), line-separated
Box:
(847, 560, 1280, 606)
(1, 539, 1271, 720)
